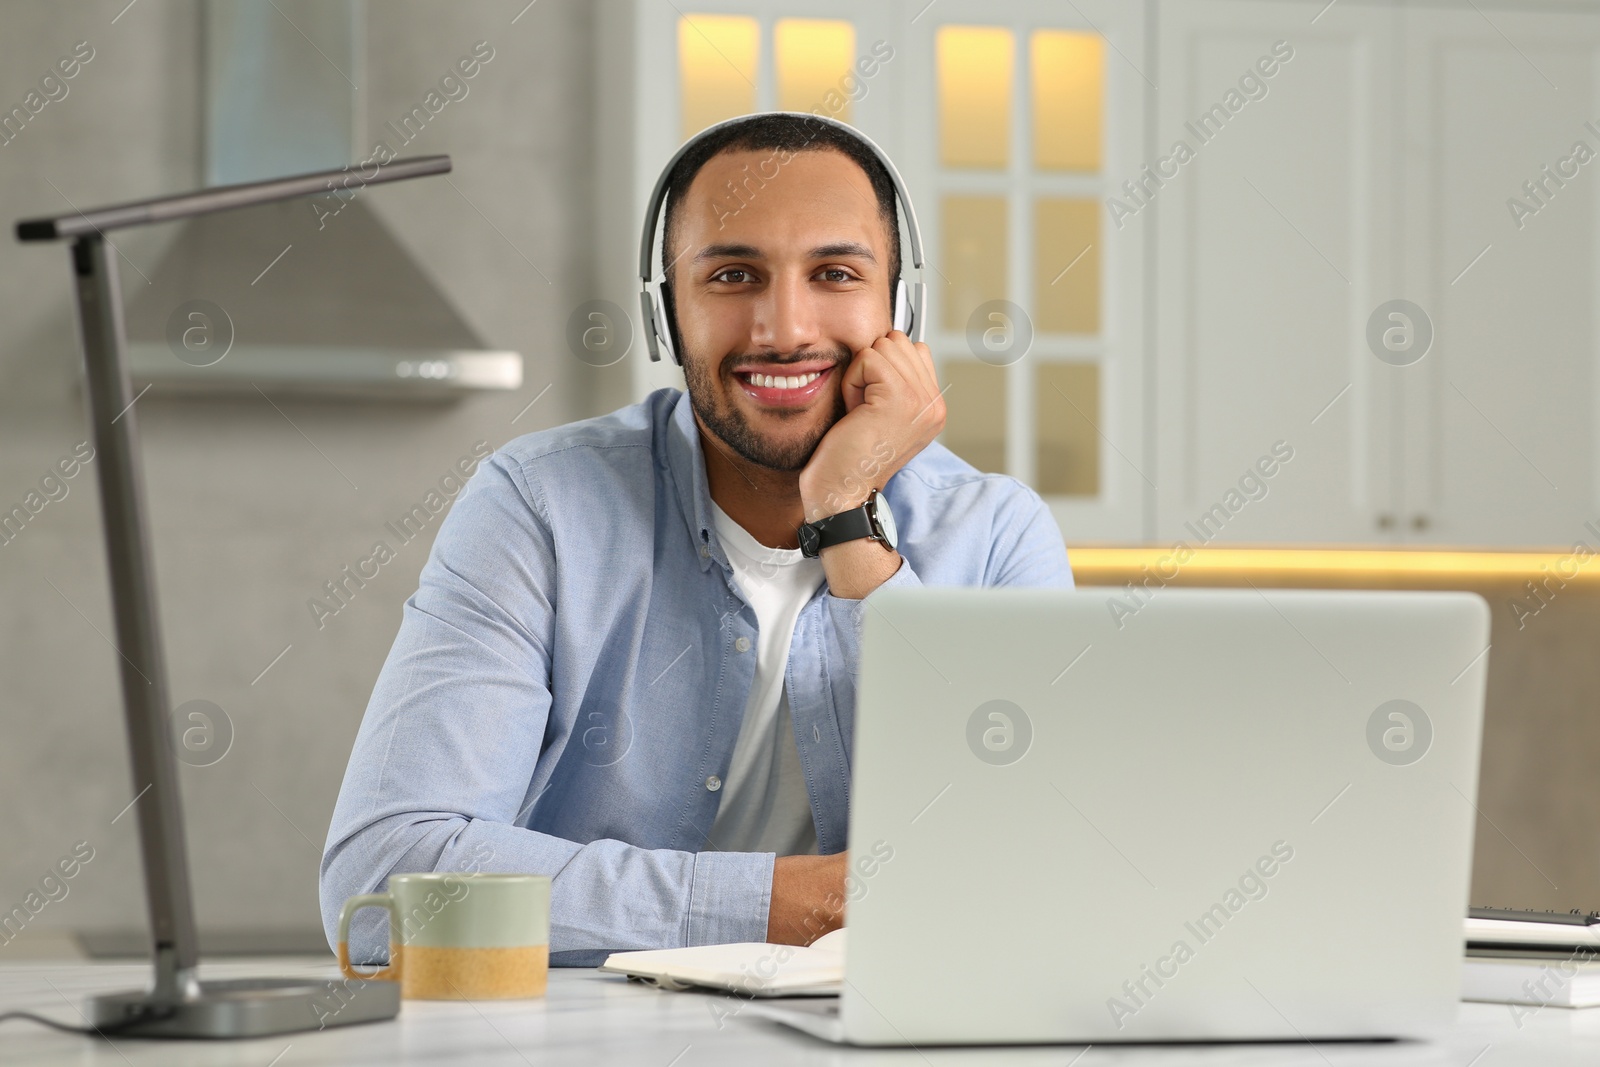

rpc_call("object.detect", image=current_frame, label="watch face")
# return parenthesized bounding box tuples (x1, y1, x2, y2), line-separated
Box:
(871, 492, 898, 548)
(798, 523, 821, 558)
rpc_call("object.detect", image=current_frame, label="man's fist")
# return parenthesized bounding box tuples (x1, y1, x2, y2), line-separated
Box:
(799, 330, 944, 524)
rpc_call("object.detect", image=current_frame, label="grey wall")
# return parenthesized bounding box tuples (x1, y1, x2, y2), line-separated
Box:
(0, 0, 598, 941)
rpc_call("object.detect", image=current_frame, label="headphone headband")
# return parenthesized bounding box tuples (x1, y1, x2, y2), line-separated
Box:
(638, 111, 927, 363)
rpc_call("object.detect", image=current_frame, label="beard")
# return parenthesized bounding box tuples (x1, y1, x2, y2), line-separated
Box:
(682, 342, 851, 472)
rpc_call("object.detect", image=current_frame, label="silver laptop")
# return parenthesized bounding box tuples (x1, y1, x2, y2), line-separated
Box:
(749, 587, 1489, 1045)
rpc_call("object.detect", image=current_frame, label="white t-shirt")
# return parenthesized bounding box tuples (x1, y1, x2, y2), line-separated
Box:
(705, 501, 825, 856)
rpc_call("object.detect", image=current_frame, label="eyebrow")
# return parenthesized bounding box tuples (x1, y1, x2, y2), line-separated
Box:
(692, 241, 877, 265)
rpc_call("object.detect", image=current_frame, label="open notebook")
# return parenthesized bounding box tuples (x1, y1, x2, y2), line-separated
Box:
(598, 928, 845, 997)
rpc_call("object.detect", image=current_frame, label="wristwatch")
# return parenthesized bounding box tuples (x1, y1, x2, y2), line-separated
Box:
(797, 488, 898, 559)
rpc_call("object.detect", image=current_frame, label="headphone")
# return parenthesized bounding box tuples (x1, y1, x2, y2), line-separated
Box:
(638, 111, 927, 365)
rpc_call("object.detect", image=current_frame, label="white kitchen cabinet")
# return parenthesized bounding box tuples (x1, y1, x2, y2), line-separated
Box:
(1154, 0, 1600, 548)
(1397, 3, 1600, 545)
(1153, 0, 1402, 544)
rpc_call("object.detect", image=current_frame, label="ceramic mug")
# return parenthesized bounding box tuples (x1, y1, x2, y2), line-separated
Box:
(337, 872, 550, 1000)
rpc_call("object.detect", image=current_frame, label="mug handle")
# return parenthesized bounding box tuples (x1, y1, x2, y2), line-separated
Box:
(337, 893, 401, 983)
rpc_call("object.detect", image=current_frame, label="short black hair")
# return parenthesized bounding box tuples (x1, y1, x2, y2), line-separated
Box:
(659, 113, 902, 329)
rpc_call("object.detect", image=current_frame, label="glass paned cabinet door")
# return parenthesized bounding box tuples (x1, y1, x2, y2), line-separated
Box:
(937, 25, 1013, 168)
(662, 3, 1141, 538)
(1034, 196, 1099, 335)
(940, 195, 1009, 332)
(678, 14, 760, 139)
(775, 18, 856, 118)
(928, 14, 1110, 506)
(1032, 29, 1102, 172)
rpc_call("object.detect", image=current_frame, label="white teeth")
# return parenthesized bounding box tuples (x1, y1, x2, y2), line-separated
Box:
(746, 371, 821, 390)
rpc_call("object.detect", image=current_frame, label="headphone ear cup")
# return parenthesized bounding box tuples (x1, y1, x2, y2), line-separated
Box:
(645, 279, 679, 365)
(892, 277, 910, 334)
(908, 279, 926, 342)
(640, 289, 664, 363)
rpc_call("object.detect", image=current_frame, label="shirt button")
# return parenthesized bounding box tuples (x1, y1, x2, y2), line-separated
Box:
(699, 544, 710, 558)
(734, 636, 750, 653)
(705, 775, 722, 792)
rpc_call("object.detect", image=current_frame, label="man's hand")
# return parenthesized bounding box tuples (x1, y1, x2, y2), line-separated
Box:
(798, 330, 945, 524)
(767, 852, 847, 945)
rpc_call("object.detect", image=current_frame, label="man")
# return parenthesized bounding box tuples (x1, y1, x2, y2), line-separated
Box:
(320, 113, 1073, 968)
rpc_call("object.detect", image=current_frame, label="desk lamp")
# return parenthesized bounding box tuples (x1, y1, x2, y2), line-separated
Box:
(13, 155, 451, 1037)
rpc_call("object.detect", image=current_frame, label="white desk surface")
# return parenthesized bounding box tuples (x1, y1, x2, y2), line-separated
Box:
(1, 956, 1597, 1066)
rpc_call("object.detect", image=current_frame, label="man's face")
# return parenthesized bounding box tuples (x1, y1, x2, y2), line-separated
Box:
(669, 148, 894, 472)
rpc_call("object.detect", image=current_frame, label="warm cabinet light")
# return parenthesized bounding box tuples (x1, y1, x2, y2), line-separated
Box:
(775, 18, 855, 119)
(937, 25, 1013, 168)
(1032, 29, 1103, 172)
(1067, 545, 1600, 585)
(678, 13, 759, 140)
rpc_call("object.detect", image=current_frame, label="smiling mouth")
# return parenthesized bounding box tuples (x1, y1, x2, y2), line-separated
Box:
(734, 369, 826, 390)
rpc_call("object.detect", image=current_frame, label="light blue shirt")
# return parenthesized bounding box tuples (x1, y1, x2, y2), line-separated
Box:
(320, 388, 1074, 967)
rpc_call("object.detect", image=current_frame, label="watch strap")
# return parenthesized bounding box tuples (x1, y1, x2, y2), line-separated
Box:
(815, 506, 876, 547)
(799, 499, 877, 558)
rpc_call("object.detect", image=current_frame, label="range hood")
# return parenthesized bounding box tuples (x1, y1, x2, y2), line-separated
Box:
(122, 0, 520, 399)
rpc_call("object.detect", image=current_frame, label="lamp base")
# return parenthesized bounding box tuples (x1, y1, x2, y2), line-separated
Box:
(89, 976, 400, 1038)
